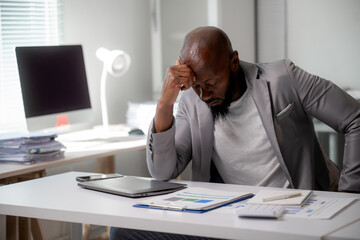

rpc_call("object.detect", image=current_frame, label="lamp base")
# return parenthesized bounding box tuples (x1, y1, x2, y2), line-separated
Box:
(93, 124, 131, 139)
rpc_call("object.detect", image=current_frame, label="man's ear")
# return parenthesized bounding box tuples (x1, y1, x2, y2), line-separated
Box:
(230, 50, 239, 71)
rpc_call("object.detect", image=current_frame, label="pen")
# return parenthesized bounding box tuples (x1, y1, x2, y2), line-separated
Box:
(262, 192, 302, 202)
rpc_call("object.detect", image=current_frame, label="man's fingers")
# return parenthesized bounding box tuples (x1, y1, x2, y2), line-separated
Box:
(175, 79, 192, 91)
(165, 61, 195, 91)
(175, 68, 195, 91)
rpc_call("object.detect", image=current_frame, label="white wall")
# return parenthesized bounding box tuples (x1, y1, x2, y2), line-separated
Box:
(221, 0, 256, 63)
(63, 0, 153, 125)
(257, 0, 286, 62)
(287, 0, 360, 89)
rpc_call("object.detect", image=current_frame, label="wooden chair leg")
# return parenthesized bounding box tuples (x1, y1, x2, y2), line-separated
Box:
(94, 156, 113, 240)
(90, 226, 110, 240)
(6, 215, 16, 240)
(83, 223, 91, 240)
(96, 156, 115, 174)
(18, 217, 29, 240)
(31, 218, 45, 240)
(82, 225, 110, 240)
(99, 226, 110, 239)
(3, 170, 47, 240)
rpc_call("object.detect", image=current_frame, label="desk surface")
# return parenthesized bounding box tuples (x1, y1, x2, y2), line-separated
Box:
(0, 171, 359, 240)
(0, 136, 146, 179)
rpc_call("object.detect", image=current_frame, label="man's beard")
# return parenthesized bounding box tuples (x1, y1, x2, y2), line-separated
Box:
(209, 72, 236, 122)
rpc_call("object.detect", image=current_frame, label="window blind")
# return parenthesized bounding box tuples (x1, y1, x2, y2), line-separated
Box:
(0, 0, 63, 133)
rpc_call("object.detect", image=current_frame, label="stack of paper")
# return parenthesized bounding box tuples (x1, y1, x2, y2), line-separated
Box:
(0, 132, 65, 164)
(126, 101, 157, 134)
(126, 101, 178, 134)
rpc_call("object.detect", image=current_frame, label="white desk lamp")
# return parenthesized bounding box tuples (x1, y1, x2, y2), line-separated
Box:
(96, 47, 131, 128)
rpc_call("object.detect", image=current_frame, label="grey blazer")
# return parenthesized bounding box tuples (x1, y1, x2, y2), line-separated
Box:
(147, 59, 360, 192)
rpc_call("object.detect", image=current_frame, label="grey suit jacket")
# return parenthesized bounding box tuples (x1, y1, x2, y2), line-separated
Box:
(147, 59, 360, 192)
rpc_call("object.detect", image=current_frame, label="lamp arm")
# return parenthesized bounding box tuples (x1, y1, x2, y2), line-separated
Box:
(97, 47, 131, 129)
(100, 65, 109, 128)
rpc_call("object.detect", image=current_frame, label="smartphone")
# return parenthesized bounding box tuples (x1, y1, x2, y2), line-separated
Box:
(76, 173, 123, 182)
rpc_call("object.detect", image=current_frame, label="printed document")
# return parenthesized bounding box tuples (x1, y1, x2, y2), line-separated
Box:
(221, 196, 356, 219)
(283, 196, 356, 219)
(134, 187, 253, 212)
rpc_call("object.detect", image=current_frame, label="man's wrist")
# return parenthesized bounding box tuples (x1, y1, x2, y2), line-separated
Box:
(157, 98, 174, 111)
(154, 101, 174, 133)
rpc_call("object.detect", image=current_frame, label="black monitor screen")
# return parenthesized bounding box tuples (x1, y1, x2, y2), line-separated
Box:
(16, 45, 91, 118)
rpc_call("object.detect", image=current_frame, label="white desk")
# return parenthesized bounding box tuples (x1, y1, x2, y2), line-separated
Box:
(0, 172, 359, 240)
(0, 134, 146, 240)
(0, 136, 146, 179)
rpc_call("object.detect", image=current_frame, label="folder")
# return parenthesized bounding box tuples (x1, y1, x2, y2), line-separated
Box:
(133, 187, 254, 213)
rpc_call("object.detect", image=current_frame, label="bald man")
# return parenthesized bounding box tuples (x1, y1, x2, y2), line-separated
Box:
(110, 26, 360, 240)
(148, 26, 360, 192)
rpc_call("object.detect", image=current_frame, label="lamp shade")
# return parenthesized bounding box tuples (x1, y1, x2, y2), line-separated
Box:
(96, 47, 131, 77)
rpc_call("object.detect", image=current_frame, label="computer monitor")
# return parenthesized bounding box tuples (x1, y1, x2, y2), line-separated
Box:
(16, 45, 92, 133)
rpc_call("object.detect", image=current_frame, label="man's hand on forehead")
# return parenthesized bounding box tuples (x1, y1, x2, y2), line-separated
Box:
(158, 58, 196, 108)
(175, 58, 196, 91)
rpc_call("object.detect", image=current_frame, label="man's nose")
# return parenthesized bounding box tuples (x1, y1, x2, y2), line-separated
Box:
(200, 88, 212, 101)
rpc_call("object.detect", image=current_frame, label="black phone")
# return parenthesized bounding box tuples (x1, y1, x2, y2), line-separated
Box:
(76, 173, 123, 182)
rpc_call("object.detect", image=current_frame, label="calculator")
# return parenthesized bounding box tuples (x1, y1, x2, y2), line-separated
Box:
(236, 204, 285, 219)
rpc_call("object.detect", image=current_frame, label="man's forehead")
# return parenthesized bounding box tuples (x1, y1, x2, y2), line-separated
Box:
(184, 48, 227, 70)
(188, 48, 202, 61)
(183, 43, 206, 60)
